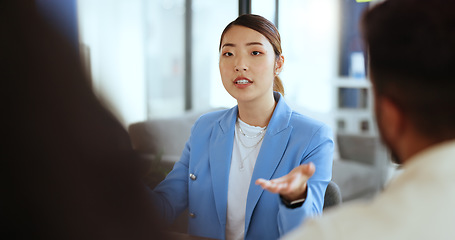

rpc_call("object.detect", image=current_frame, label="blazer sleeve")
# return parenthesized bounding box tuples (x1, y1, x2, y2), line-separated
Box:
(277, 124, 334, 235)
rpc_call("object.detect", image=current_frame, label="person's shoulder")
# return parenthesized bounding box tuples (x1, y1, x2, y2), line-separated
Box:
(190, 107, 233, 131)
(196, 107, 232, 122)
(289, 111, 329, 131)
(286, 111, 333, 142)
(188, 108, 234, 139)
(281, 201, 374, 240)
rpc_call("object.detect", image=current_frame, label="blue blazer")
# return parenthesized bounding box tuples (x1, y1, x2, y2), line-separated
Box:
(151, 92, 333, 240)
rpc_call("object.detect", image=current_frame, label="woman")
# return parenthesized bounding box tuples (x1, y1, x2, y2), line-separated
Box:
(150, 14, 333, 240)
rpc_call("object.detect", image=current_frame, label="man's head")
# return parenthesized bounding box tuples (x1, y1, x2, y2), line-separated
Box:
(362, 0, 455, 163)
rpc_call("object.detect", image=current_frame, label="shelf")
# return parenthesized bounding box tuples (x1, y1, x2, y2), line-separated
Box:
(334, 77, 371, 88)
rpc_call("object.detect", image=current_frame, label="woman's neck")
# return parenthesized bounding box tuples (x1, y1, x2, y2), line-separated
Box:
(237, 93, 277, 127)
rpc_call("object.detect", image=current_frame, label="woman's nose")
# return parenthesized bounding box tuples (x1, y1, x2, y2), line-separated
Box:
(234, 55, 248, 71)
(235, 65, 247, 72)
(234, 62, 248, 72)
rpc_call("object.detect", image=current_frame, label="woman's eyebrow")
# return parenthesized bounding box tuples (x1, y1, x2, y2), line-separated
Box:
(221, 42, 264, 49)
(221, 43, 235, 48)
(246, 42, 263, 46)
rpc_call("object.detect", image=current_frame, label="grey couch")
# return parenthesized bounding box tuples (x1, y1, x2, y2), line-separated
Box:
(332, 133, 390, 201)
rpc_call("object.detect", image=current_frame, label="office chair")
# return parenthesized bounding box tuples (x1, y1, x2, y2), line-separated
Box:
(323, 181, 342, 210)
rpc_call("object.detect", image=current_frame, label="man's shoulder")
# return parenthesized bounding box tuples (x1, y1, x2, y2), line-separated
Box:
(282, 200, 386, 240)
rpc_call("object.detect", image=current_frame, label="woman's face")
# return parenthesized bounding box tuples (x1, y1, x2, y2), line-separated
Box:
(219, 25, 283, 104)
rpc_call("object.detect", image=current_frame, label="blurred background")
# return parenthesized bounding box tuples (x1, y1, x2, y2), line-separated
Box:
(37, 0, 396, 204)
(75, 0, 373, 131)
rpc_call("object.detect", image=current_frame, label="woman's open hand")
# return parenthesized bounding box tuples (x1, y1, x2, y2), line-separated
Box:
(255, 162, 316, 201)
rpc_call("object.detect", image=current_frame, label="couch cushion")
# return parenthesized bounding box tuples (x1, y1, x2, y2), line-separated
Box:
(337, 133, 380, 166)
(128, 112, 201, 157)
(128, 108, 226, 158)
(332, 160, 382, 201)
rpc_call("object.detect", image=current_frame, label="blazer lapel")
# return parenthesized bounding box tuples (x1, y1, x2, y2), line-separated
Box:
(244, 92, 293, 233)
(209, 107, 237, 227)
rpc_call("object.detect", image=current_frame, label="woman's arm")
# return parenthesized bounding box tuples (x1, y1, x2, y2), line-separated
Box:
(256, 124, 334, 234)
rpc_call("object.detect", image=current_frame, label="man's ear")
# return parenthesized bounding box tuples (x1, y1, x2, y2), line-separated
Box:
(377, 97, 405, 142)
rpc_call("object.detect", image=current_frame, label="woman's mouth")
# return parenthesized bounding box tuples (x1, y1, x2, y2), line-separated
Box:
(234, 78, 252, 89)
(235, 79, 250, 84)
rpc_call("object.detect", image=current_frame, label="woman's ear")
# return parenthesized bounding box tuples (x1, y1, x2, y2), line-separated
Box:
(275, 55, 284, 75)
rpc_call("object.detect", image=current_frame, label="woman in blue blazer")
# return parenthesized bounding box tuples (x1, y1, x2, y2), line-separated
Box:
(150, 14, 333, 240)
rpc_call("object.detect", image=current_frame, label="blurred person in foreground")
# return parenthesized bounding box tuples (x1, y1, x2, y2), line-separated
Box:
(1, 1, 164, 239)
(282, 0, 455, 239)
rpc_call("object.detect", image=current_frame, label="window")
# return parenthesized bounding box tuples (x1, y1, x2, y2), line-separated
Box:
(144, 0, 186, 118)
(79, 0, 371, 131)
(252, 0, 277, 25)
(144, 0, 238, 118)
(279, 0, 339, 114)
(192, 0, 238, 111)
(146, 0, 340, 119)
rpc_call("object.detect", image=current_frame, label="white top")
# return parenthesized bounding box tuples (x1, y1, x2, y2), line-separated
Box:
(282, 140, 455, 240)
(226, 118, 266, 240)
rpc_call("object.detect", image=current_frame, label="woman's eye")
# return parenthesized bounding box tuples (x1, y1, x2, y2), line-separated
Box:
(223, 52, 233, 57)
(252, 51, 261, 56)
